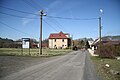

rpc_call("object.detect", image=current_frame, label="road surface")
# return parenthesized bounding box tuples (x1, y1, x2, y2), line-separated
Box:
(0, 50, 99, 80)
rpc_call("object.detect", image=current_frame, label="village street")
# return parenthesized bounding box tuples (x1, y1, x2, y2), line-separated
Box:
(0, 50, 99, 80)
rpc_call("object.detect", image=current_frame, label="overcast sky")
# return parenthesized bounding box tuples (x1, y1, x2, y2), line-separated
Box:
(0, 0, 120, 40)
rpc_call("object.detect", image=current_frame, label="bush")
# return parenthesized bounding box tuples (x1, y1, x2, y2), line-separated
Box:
(72, 46, 78, 51)
(95, 44, 116, 58)
(115, 46, 120, 56)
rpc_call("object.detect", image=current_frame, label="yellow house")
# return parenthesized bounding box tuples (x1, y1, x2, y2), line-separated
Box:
(48, 31, 71, 49)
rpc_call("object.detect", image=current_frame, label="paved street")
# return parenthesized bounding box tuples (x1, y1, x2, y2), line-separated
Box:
(0, 50, 99, 80)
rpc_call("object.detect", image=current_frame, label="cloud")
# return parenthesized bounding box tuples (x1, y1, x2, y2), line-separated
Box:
(22, 12, 39, 25)
(22, 18, 33, 25)
(46, 0, 61, 10)
(44, 0, 80, 17)
(45, 0, 61, 15)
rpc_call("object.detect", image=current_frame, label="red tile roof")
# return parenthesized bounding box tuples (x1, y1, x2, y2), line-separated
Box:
(49, 31, 68, 39)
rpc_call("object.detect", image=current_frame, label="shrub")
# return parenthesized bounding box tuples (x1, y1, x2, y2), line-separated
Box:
(65, 47, 69, 49)
(115, 46, 120, 56)
(72, 46, 78, 51)
(95, 43, 116, 58)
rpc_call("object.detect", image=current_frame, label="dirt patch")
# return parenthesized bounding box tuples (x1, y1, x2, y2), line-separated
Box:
(0, 56, 58, 78)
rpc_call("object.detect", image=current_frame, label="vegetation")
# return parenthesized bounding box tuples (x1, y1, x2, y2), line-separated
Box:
(91, 56, 120, 80)
(95, 43, 120, 58)
(85, 40, 90, 49)
(0, 37, 38, 48)
(95, 44, 115, 58)
(0, 37, 49, 48)
(115, 46, 120, 56)
(0, 48, 72, 57)
(73, 39, 90, 49)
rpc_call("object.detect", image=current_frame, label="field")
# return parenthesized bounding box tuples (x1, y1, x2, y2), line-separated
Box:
(91, 56, 120, 80)
(0, 48, 72, 57)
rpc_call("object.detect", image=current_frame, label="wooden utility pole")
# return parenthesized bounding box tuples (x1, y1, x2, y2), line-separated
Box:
(39, 10, 46, 55)
(99, 17, 102, 54)
(99, 9, 103, 54)
(39, 10, 43, 55)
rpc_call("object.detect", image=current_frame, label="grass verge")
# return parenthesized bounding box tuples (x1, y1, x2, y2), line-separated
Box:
(0, 48, 72, 57)
(91, 56, 120, 80)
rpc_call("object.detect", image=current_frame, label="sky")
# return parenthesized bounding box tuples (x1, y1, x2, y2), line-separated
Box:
(0, 0, 120, 41)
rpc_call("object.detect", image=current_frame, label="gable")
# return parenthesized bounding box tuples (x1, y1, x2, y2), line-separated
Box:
(49, 31, 69, 39)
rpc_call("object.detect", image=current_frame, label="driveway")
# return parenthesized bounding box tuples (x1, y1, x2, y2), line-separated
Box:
(0, 50, 99, 80)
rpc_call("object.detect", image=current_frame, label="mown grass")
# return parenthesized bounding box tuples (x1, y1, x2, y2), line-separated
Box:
(91, 56, 120, 80)
(0, 48, 72, 57)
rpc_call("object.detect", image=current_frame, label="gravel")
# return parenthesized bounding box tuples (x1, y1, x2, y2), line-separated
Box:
(0, 56, 58, 78)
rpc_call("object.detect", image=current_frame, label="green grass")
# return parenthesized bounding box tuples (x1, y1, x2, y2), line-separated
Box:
(91, 56, 120, 80)
(0, 48, 72, 57)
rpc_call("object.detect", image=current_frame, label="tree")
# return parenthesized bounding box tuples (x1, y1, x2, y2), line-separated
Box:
(85, 40, 90, 49)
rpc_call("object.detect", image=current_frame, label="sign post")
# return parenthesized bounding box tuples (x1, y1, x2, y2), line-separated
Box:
(22, 38, 30, 56)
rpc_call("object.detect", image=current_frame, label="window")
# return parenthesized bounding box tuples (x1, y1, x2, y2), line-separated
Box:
(62, 45, 64, 48)
(55, 39, 56, 42)
(54, 45, 57, 49)
(62, 39, 64, 42)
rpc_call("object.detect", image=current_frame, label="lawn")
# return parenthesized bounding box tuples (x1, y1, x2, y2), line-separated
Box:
(91, 56, 120, 80)
(0, 48, 72, 57)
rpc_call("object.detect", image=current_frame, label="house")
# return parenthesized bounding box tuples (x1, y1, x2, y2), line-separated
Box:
(48, 31, 71, 49)
(91, 39, 99, 50)
(91, 39, 120, 50)
(88, 40, 94, 48)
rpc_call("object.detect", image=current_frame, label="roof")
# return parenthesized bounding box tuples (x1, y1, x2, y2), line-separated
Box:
(92, 40, 120, 46)
(49, 31, 69, 39)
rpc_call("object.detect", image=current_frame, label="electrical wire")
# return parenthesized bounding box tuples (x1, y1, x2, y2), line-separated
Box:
(0, 5, 39, 16)
(31, 0, 44, 10)
(43, 19, 58, 32)
(46, 15, 98, 20)
(0, 5, 98, 21)
(22, 0, 39, 11)
(46, 18, 66, 32)
(48, 18, 69, 32)
(0, 21, 34, 37)
(0, 11, 39, 19)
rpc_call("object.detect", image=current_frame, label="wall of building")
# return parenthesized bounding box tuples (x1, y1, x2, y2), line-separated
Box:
(49, 39, 68, 49)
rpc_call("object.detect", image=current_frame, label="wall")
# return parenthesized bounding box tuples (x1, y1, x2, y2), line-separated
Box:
(49, 39, 68, 49)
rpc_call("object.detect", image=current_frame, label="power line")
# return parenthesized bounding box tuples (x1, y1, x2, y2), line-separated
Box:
(48, 18, 69, 32)
(0, 11, 39, 19)
(0, 5, 39, 16)
(46, 15, 98, 20)
(0, 5, 98, 21)
(0, 21, 34, 37)
(22, 0, 39, 11)
(46, 18, 66, 32)
(31, 0, 44, 10)
(43, 19, 58, 32)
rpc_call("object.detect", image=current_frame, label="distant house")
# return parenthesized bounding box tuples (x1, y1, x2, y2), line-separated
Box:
(91, 39, 120, 50)
(88, 40, 94, 48)
(48, 31, 71, 49)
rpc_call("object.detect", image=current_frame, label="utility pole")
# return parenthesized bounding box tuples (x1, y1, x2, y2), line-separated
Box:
(99, 17, 102, 53)
(99, 9, 103, 54)
(39, 10, 46, 55)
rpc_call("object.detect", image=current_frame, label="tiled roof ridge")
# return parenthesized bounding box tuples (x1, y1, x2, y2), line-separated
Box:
(49, 31, 69, 39)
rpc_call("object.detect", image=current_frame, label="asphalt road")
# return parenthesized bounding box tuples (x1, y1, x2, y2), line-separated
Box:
(0, 50, 99, 80)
